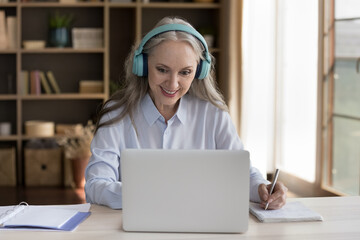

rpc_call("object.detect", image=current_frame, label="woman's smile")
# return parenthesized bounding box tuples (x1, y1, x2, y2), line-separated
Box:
(161, 86, 179, 97)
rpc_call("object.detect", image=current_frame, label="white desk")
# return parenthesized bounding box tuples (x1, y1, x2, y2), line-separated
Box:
(2, 196, 360, 240)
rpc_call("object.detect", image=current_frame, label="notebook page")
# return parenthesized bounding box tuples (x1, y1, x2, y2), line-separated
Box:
(249, 201, 323, 223)
(0, 205, 27, 225)
(3, 207, 78, 229)
(39, 203, 91, 212)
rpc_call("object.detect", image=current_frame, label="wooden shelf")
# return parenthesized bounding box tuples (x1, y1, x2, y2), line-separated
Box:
(21, 134, 61, 140)
(0, 0, 227, 187)
(0, 135, 18, 141)
(139, 2, 220, 9)
(107, 2, 137, 8)
(20, 2, 105, 7)
(0, 94, 17, 100)
(0, 49, 17, 54)
(21, 48, 105, 54)
(21, 93, 106, 100)
(0, 3, 17, 7)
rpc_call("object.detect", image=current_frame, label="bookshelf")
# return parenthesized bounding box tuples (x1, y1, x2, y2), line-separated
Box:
(0, 0, 227, 186)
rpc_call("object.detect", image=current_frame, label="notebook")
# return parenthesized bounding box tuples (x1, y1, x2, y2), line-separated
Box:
(120, 149, 250, 233)
(249, 201, 323, 223)
(0, 202, 91, 231)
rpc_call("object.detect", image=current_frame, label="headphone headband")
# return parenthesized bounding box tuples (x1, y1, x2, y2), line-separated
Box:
(132, 23, 211, 79)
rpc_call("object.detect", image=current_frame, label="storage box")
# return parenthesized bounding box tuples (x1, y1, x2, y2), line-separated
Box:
(79, 80, 103, 94)
(0, 147, 16, 186)
(72, 28, 103, 49)
(56, 123, 83, 135)
(25, 121, 55, 137)
(23, 40, 46, 50)
(0, 122, 11, 136)
(25, 148, 62, 186)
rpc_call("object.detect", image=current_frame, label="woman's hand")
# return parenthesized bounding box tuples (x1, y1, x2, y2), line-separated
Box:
(258, 182, 288, 210)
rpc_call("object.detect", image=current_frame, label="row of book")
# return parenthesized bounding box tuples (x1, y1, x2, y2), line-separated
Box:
(21, 70, 61, 95)
(0, 11, 16, 50)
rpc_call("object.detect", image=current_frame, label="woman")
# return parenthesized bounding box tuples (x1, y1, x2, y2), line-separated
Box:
(85, 16, 287, 209)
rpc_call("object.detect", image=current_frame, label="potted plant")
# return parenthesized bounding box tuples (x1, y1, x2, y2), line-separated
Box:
(57, 120, 94, 188)
(48, 11, 74, 48)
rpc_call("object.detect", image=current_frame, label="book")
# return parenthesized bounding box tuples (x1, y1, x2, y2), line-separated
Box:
(0, 202, 91, 231)
(249, 201, 323, 223)
(6, 16, 17, 49)
(30, 70, 41, 95)
(39, 71, 52, 94)
(46, 71, 61, 94)
(20, 70, 29, 95)
(0, 10, 7, 49)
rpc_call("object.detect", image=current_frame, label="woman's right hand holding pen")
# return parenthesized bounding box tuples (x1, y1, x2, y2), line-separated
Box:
(258, 181, 288, 210)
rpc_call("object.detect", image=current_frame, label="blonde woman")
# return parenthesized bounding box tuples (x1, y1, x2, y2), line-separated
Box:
(85, 16, 287, 209)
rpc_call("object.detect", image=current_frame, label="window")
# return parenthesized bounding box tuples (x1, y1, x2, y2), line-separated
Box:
(321, 0, 360, 195)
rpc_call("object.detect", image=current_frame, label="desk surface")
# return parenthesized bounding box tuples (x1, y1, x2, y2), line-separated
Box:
(2, 196, 360, 240)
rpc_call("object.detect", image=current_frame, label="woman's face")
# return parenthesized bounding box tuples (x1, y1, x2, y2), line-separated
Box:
(147, 40, 198, 118)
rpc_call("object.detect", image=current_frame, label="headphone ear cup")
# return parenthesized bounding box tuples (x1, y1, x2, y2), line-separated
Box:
(195, 61, 202, 79)
(196, 60, 210, 80)
(142, 53, 148, 77)
(132, 53, 147, 77)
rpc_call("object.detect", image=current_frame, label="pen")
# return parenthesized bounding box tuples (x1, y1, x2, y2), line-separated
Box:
(265, 168, 280, 210)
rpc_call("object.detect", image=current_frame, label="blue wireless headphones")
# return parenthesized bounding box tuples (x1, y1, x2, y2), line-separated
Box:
(132, 23, 211, 80)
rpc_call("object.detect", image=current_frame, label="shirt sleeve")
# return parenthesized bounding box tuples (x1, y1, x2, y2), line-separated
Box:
(84, 123, 123, 209)
(214, 110, 269, 203)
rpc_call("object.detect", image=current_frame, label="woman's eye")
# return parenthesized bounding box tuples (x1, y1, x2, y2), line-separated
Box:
(156, 67, 167, 73)
(180, 70, 191, 76)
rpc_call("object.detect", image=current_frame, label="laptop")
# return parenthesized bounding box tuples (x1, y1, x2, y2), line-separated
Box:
(120, 149, 250, 233)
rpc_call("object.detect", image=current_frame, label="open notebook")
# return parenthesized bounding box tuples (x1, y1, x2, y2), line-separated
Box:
(0, 202, 91, 231)
(249, 201, 323, 223)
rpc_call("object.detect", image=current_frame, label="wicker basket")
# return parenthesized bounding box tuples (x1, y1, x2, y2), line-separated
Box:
(25, 148, 62, 186)
(0, 147, 16, 186)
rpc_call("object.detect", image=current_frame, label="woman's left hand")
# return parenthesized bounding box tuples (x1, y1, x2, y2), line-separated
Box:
(258, 182, 288, 210)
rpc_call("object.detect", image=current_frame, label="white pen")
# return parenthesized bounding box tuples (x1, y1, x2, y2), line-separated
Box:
(265, 168, 280, 210)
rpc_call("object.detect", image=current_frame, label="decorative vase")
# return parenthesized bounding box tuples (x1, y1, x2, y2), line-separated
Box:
(49, 27, 69, 48)
(71, 156, 89, 188)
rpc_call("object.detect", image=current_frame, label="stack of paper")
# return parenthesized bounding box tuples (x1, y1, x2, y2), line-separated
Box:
(249, 201, 323, 223)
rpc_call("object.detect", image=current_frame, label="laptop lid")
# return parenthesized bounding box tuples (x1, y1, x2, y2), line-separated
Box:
(121, 149, 250, 233)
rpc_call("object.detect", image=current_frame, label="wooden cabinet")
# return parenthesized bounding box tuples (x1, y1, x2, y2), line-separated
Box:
(0, 0, 225, 185)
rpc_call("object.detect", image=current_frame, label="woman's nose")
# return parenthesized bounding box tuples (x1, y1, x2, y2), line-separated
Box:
(167, 73, 179, 89)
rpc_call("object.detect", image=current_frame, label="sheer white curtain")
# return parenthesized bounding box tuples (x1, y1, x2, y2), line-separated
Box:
(241, 0, 318, 182)
(275, 0, 318, 182)
(241, 0, 276, 177)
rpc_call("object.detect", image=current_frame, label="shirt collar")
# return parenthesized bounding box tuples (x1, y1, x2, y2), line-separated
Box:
(141, 93, 188, 126)
(175, 94, 187, 125)
(141, 94, 162, 126)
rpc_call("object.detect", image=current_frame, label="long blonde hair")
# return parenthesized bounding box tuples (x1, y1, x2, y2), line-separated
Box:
(95, 16, 228, 133)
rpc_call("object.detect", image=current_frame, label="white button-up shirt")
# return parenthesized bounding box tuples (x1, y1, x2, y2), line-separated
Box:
(85, 93, 268, 209)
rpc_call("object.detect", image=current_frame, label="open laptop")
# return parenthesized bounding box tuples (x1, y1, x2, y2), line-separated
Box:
(120, 149, 250, 233)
